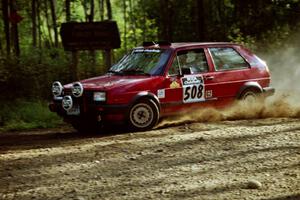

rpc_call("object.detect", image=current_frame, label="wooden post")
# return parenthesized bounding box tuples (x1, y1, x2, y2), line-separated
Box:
(105, 49, 111, 71)
(71, 51, 78, 81)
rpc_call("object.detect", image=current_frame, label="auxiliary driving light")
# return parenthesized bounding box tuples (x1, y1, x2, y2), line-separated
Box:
(52, 81, 63, 97)
(72, 82, 84, 97)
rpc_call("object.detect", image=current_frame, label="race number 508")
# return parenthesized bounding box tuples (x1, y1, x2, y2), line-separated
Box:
(183, 85, 204, 101)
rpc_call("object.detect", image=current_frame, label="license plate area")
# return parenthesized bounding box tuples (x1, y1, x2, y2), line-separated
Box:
(67, 104, 80, 116)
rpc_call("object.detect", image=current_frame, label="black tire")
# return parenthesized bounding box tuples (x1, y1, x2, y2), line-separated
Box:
(240, 89, 259, 103)
(128, 99, 159, 131)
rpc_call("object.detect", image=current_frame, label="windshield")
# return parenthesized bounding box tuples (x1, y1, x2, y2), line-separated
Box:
(109, 48, 171, 75)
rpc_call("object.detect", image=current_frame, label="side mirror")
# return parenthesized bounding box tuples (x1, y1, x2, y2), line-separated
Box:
(181, 67, 191, 75)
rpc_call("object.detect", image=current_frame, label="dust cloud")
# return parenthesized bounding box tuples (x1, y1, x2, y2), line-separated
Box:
(157, 48, 300, 128)
(158, 97, 300, 128)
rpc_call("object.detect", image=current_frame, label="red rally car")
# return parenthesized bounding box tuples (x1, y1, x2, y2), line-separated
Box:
(49, 42, 274, 132)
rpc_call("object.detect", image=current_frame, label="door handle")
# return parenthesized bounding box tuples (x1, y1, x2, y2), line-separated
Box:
(204, 76, 214, 80)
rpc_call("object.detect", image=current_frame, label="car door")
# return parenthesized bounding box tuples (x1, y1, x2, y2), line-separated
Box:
(161, 48, 217, 115)
(206, 46, 251, 105)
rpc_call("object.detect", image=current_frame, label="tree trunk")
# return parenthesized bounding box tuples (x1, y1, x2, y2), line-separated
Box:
(65, 0, 78, 81)
(218, 0, 226, 40)
(105, 0, 112, 70)
(99, 0, 104, 20)
(0, 36, 2, 55)
(32, 0, 37, 47)
(123, 0, 127, 52)
(89, 0, 96, 73)
(2, 0, 10, 56)
(106, 0, 112, 20)
(129, 0, 137, 46)
(71, 51, 79, 81)
(49, 0, 58, 47)
(159, 0, 173, 41)
(65, 0, 71, 22)
(142, 0, 146, 42)
(81, 0, 89, 21)
(37, 0, 42, 62)
(9, 0, 20, 57)
(89, 0, 94, 22)
(44, 0, 54, 47)
(195, 0, 206, 41)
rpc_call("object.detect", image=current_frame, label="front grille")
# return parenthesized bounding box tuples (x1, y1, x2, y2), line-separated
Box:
(62, 90, 106, 106)
(63, 89, 72, 96)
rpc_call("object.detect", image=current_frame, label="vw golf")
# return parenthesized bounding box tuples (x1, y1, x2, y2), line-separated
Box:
(49, 42, 274, 132)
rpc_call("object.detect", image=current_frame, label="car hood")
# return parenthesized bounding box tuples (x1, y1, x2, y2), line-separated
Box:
(65, 74, 160, 91)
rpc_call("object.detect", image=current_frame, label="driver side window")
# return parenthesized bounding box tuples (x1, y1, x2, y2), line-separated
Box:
(168, 49, 209, 75)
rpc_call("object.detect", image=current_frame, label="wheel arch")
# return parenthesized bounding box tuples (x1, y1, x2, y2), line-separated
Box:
(237, 82, 263, 99)
(127, 91, 160, 131)
(129, 91, 161, 111)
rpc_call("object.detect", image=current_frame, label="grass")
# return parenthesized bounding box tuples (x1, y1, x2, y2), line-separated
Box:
(0, 100, 63, 132)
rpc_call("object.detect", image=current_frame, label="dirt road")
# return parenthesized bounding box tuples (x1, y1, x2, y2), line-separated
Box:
(0, 116, 299, 200)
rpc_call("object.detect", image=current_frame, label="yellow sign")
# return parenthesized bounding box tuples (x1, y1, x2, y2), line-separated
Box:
(170, 81, 180, 89)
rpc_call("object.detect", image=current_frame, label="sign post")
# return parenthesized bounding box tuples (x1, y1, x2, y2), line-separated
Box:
(60, 21, 121, 79)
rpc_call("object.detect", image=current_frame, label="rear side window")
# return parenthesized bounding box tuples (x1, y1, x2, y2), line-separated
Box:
(209, 47, 249, 71)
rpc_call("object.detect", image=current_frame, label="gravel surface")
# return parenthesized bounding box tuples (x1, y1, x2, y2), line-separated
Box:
(0, 117, 299, 200)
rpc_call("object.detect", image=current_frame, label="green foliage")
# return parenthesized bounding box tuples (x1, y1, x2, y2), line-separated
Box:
(0, 47, 105, 100)
(0, 48, 69, 100)
(227, 27, 256, 50)
(0, 100, 63, 132)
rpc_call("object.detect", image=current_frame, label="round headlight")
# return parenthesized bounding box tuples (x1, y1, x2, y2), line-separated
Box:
(62, 95, 73, 111)
(52, 81, 63, 97)
(72, 82, 83, 97)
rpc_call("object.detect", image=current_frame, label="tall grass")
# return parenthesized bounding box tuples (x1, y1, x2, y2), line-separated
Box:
(0, 100, 63, 132)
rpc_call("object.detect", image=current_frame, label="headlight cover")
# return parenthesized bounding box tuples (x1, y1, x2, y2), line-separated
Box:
(93, 92, 106, 101)
(52, 81, 63, 97)
(72, 82, 83, 97)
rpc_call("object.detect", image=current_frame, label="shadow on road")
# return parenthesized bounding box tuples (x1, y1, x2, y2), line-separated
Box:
(0, 125, 129, 153)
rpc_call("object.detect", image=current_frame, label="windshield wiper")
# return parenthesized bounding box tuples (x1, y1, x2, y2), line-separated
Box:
(120, 69, 150, 76)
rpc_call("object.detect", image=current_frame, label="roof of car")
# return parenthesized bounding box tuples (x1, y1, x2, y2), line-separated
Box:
(171, 42, 239, 48)
(139, 42, 241, 50)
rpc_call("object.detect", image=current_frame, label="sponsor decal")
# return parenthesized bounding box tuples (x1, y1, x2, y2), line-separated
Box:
(157, 89, 165, 99)
(205, 90, 213, 98)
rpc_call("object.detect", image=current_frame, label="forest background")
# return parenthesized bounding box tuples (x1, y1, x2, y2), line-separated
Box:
(1, 0, 300, 131)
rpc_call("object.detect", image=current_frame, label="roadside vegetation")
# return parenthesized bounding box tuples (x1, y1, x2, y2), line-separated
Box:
(1, 0, 300, 131)
(0, 100, 62, 132)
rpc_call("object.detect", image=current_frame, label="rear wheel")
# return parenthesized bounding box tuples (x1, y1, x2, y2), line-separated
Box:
(128, 99, 159, 131)
(240, 89, 259, 103)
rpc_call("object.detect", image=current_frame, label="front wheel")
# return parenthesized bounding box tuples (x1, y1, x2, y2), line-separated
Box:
(128, 99, 159, 131)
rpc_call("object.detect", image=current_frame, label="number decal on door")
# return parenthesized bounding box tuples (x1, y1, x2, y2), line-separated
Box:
(182, 75, 205, 103)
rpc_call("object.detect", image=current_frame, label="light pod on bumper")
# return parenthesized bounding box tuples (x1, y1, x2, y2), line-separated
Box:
(52, 81, 63, 97)
(72, 82, 84, 97)
(93, 92, 106, 101)
(62, 95, 73, 111)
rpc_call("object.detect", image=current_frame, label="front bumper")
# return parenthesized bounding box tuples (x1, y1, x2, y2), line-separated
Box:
(49, 100, 129, 122)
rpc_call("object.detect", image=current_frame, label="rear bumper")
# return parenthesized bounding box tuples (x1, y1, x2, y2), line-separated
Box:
(262, 87, 275, 97)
